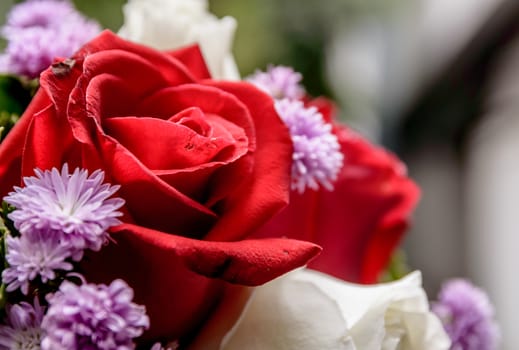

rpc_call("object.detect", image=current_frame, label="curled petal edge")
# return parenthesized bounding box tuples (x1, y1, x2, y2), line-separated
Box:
(111, 223, 322, 285)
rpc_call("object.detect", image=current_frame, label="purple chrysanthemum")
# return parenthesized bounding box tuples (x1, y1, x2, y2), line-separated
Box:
(1, 24, 98, 79)
(0, 298, 45, 350)
(433, 279, 500, 350)
(0, 0, 100, 78)
(5, 164, 124, 256)
(247, 65, 305, 100)
(2, 0, 77, 37)
(275, 99, 344, 193)
(2, 231, 74, 295)
(41, 279, 150, 350)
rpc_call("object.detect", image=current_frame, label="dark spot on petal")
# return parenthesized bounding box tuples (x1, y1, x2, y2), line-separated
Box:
(52, 58, 76, 77)
(205, 256, 233, 279)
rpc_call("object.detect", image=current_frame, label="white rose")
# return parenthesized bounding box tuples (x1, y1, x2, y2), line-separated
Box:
(118, 0, 239, 80)
(190, 269, 451, 350)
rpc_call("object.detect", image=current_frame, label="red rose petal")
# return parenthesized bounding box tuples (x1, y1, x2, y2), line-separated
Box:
(82, 223, 321, 340)
(75, 31, 198, 84)
(203, 81, 293, 241)
(22, 105, 77, 176)
(254, 125, 420, 284)
(167, 44, 212, 80)
(114, 223, 322, 284)
(0, 91, 52, 195)
(136, 84, 256, 147)
(104, 115, 246, 170)
(41, 31, 198, 122)
(96, 135, 219, 236)
(76, 49, 194, 133)
(153, 166, 220, 203)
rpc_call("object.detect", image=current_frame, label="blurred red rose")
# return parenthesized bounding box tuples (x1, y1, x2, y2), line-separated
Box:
(254, 98, 420, 283)
(0, 31, 320, 341)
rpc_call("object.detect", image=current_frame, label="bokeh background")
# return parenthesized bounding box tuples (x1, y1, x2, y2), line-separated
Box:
(1, 0, 518, 348)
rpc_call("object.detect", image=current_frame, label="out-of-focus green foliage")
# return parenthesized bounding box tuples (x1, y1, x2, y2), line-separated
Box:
(210, 1, 286, 77)
(379, 250, 411, 282)
(210, 0, 336, 97)
(0, 75, 33, 115)
(0, 75, 36, 141)
(2, 1, 124, 31)
(0, 0, 14, 50)
(72, 0, 125, 31)
(210, 0, 409, 97)
(0, 112, 19, 142)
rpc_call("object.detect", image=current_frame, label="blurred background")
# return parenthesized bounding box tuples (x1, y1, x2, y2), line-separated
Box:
(1, 0, 518, 348)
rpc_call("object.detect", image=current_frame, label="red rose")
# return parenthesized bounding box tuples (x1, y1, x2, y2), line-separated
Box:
(254, 98, 420, 283)
(0, 31, 320, 340)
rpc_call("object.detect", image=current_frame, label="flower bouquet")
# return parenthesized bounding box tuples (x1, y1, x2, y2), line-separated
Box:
(0, 1, 499, 349)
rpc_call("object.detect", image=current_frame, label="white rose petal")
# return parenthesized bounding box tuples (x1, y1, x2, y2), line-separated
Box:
(118, 0, 239, 80)
(222, 276, 355, 350)
(191, 269, 451, 350)
(292, 270, 451, 350)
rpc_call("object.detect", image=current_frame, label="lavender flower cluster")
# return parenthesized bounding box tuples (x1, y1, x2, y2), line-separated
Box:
(433, 279, 500, 350)
(3, 164, 124, 294)
(0, 0, 100, 78)
(0, 164, 154, 350)
(248, 66, 344, 193)
(247, 65, 305, 100)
